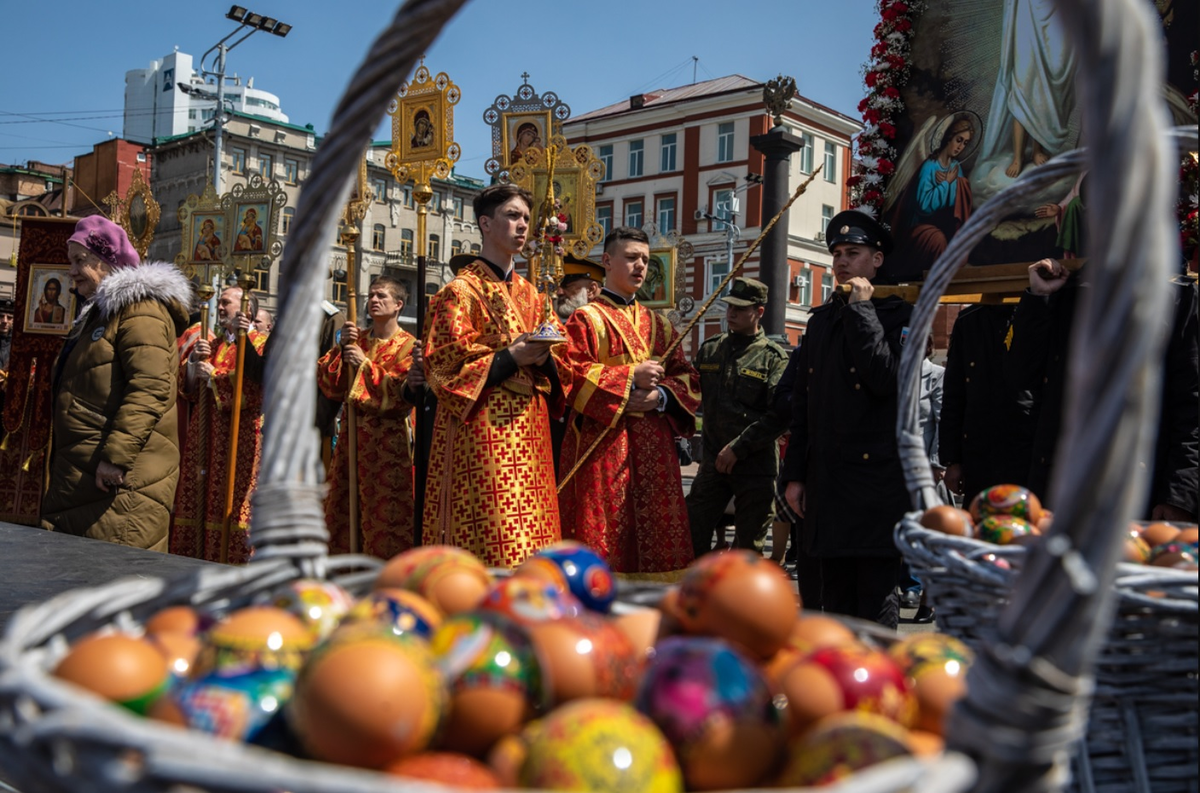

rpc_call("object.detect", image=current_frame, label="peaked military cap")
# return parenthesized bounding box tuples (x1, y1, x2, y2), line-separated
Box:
(826, 210, 893, 255)
(721, 276, 769, 306)
(560, 253, 605, 286)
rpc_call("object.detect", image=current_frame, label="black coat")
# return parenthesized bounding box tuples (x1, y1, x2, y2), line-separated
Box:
(780, 294, 913, 557)
(939, 304, 1035, 505)
(1006, 277, 1198, 518)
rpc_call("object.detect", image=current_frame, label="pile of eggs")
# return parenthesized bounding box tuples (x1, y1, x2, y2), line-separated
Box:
(919, 484, 1198, 570)
(51, 542, 972, 791)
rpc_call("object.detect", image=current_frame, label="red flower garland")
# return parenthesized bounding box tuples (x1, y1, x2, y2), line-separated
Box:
(850, 0, 924, 218)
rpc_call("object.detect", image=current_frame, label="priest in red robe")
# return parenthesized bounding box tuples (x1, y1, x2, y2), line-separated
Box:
(557, 226, 700, 577)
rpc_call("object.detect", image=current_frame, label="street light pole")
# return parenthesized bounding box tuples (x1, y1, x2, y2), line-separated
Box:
(213, 45, 228, 193)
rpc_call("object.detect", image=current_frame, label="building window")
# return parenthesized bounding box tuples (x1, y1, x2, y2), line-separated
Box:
(284, 159, 299, 184)
(660, 133, 677, 172)
(254, 267, 270, 293)
(453, 197, 464, 220)
(796, 268, 812, 306)
(717, 122, 735, 163)
(656, 196, 676, 233)
(136, 152, 146, 163)
(231, 148, 246, 174)
(798, 133, 814, 174)
(707, 255, 731, 297)
(281, 207, 295, 235)
(333, 267, 347, 304)
(431, 191, 443, 212)
(373, 178, 387, 203)
(428, 234, 441, 262)
(188, 126, 196, 133)
(821, 271, 833, 303)
(188, 109, 196, 120)
(400, 229, 414, 261)
(624, 200, 643, 229)
(628, 140, 644, 178)
(259, 153, 273, 179)
(597, 204, 612, 236)
(598, 144, 613, 181)
(713, 188, 735, 222)
(824, 141, 837, 183)
(451, 240, 463, 256)
(202, 109, 215, 121)
(400, 185, 413, 208)
(821, 204, 835, 238)
(372, 224, 386, 251)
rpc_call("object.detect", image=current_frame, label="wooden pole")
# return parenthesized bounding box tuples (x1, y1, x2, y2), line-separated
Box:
(343, 231, 361, 556)
(412, 180, 432, 547)
(219, 274, 253, 564)
(557, 169, 822, 492)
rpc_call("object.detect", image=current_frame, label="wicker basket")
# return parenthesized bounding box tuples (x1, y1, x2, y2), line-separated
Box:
(887, 1, 1200, 785)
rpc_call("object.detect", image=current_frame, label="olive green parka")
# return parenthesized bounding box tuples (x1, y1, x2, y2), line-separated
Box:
(40, 261, 193, 549)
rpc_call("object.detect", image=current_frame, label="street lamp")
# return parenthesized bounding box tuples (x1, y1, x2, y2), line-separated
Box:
(698, 174, 761, 305)
(187, 5, 292, 193)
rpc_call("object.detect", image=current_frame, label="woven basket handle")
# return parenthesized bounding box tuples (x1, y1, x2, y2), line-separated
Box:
(248, 0, 469, 579)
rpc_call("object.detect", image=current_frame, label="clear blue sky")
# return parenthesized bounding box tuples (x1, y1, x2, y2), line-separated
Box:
(0, 0, 879, 182)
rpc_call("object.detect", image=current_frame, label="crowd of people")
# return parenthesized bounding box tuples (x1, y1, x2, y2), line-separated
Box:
(24, 186, 1199, 628)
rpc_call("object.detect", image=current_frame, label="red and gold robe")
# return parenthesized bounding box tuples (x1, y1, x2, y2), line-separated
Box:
(317, 329, 416, 560)
(558, 296, 700, 576)
(422, 260, 569, 568)
(170, 330, 267, 564)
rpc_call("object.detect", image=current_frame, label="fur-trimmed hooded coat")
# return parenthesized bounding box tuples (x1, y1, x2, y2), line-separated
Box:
(41, 261, 193, 549)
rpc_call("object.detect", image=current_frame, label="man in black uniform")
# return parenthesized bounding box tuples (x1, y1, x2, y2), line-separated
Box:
(781, 211, 912, 627)
(686, 277, 789, 557)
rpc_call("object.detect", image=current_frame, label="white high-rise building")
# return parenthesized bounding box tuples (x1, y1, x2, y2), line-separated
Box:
(124, 50, 288, 145)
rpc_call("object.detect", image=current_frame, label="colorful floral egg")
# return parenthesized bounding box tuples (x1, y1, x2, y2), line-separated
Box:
(775, 711, 914, 787)
(376, 546, 491, 615)
(478, 576, 583, 626)
(341, 588, 443, 641)
(527, 611, 641, 704)
(289, 632, 446, 768)
(1149, 542, 1199, 569)
(193, 606, 313, 678)
(635, 636, 783, 790)
(806, 645, 916, 727)
(519, 698, 684, 792)
(887, 633, 973, 679)
(1124, 533, 1153, 564)
(515, 541, 616, 613)
(431, 612, 547, 757)
(270, 579, 355, 643)
(674, 550, 798, 660)
(969, 484, 1043, 524)
(150, 666, 294, 741)
(976, 514, 1036, 545)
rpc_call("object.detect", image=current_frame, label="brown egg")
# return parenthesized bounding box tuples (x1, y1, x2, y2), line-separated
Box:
(909, 664, 967, 736)
(675, 551, 799, 660)
(681, 706, 784, 790)
(386, 751, 501, 789)
(144, 605, 202, 637)
(775, 659, 846, 738)
(527, 614, 640, 705)
(439, 687, 531, 759)
(907, 729, 946, 757)
(1141, 522, 1181, 547)
(147, 631, 203, 679)
(1175, 527, 1198, 544)
(919, 505, 974, 537)
(790, 614, 860, 654)
(53, 633, 169, 714)
(611, 607, 662, 662)
(375, 546, 492, 615)
(289, 636, 446, 768)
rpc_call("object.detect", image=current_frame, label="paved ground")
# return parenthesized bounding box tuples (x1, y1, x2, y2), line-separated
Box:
(680, 464, 933, 634)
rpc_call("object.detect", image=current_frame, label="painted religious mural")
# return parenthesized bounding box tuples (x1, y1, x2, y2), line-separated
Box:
(855, 0, 1197, 281)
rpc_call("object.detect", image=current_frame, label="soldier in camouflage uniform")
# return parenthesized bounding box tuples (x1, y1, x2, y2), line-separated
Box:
(686, 277, 789, 557)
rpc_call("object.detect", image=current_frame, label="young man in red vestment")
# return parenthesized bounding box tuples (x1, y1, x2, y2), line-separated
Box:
(319, 276, 425, 559)
(557, 226, 701, 577)
(422, 183, 570, 567)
